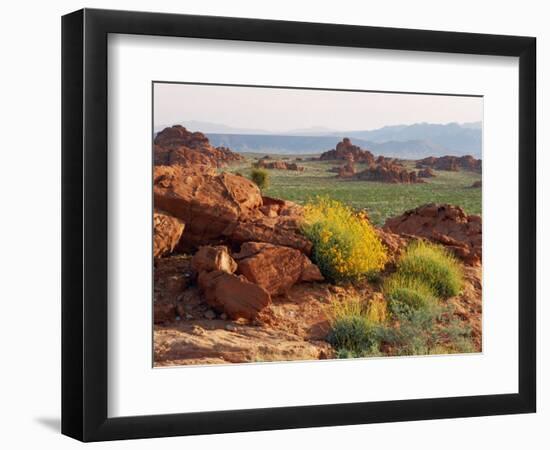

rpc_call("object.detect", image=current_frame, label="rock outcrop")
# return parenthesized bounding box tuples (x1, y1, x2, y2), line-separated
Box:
(335, 159, 356, 178)
(198, 270, 271, 320)
(356, 163, 423, 184)
(255, 160, 304, 171)
(320, 138, 375, 165)
(234, 242, 323, 296)
(384, 204, 482, 266)
(153, 210, 185, 258)
(417, 155, 481, 172)
(154, 166, 311, 253)
(417, 167, 436, 178)
(154, 165, 263, 249)
(154, 125, 244, 169)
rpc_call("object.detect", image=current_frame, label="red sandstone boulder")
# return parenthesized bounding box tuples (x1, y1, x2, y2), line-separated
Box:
(153, 210, 185, 258)
(384, 204, 482, 266)
(233, 242, 323, 296)
(154, 165, 263, 249)
(375, 228, 408, 262)
(191, 245, 237, 275)
(228, 216, 312, 254)
(197, 270, 271, 320)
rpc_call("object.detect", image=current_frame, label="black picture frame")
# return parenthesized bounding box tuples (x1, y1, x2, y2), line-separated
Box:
(62, 8, 536, 442)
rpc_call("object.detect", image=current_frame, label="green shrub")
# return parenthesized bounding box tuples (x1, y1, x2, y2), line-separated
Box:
(383, 274, 438, 315)
(325, 295, 386, 357)
(328, 315, 383, 357)
(302, 197, 388, 282)
(250, 168, 270, 190)
(396, 240, 463, 298)
(380, 302, 476, 356)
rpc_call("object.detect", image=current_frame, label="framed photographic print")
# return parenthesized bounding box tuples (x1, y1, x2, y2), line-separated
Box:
(61, 8, 536, 442)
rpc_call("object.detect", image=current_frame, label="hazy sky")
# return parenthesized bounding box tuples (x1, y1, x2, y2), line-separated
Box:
(154, 82, 483, 133)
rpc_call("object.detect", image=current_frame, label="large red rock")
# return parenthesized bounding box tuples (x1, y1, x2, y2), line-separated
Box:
(255, 160, 304, 171)
(384, 204, 482, 266)
(197, 270, 271, 320)
(191, 245, 237, 274)
(320, 138, 375, 165)
(153, 210, 185, 258)
(356, 163, 423, 184)
(154, 125, 244, 168)
(233, 242, 323, 296)
(417, 155, 481, 173)
(154, 165, 263, 249)
(228, 216, 312, 254)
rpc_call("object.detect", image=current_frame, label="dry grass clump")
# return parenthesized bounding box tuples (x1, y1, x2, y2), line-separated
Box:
(396, 240, 463, 298)
(325, 295, 387, 358)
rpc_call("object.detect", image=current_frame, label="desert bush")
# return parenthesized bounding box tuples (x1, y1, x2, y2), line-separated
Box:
(383, 274, 438, 315)
(249, 168, 270, 190)
(329, 315, 383, 357)
(396, 240, 463, 298)
(380, 302, 475, 356)
(326, 295, 386, 357)
(302, 197, 388, 282)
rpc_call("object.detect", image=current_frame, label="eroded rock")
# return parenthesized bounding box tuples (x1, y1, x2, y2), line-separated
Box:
(384, 203, 482, 266)
(233, 242, 323, 296)
(153, 210, 185, 258)
(198, 270, 271, 320)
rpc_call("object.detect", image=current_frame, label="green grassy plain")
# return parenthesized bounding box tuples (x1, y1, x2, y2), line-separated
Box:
(225, 154, 482, 226)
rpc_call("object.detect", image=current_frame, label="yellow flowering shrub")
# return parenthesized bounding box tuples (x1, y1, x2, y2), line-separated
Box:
(302, 197, 388, 282)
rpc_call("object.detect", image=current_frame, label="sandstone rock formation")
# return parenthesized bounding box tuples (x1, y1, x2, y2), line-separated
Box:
(233, 242, 323, 296)
(335, 158, 356, 178)
(154, 125, 244, 169)
(154, 165, 263, 249)
(154, 166, 311, 253)
(356, 163, 423, 184)
(320, 138, 375, 165)
(416, 155, 481, 172)
(153, 210, 185, 258)
(255, 159, 304, 171)
(198, 270, 271, 320)
(417, 167, 436, 178)
(384, 203, 482, 266)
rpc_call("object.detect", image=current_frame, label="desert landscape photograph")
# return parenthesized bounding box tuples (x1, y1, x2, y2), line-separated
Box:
(152, 82, 482, 366)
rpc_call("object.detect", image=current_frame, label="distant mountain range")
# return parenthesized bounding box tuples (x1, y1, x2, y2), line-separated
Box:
(155, 121, 482, 158)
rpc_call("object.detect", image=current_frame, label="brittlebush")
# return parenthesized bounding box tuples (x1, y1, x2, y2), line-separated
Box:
(302, 197, 388, 282)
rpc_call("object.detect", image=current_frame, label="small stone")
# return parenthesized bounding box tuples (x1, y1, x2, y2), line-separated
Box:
(225, 324, 237, 332)
(220, 313, 228, 320)
(185, 313, 193, 320)
(204, 310, 216, 320)
(175, 316, 181, 321)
